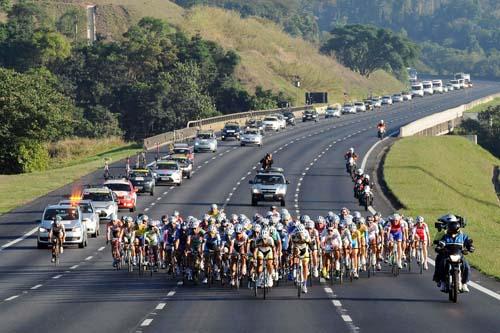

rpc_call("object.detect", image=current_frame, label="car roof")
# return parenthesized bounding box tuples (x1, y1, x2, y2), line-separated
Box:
(225, 122, 239, 126)
(104, 179, 130, 185)
(198, 131, 213, 135)
(59, 199, 92, 205)
(173, 143, 188, 148)
(82, 187, 112, 193)
(170, 154, 188, 159)
(157, 160, 178, 165)
(45, 204, 80, 210)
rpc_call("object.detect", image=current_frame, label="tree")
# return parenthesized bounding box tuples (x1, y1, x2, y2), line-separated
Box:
(321, 24, 419, 77)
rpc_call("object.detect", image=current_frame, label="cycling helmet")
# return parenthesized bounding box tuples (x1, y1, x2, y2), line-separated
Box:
(208, 225, 217, 234)
(254, 224, 262, 233)
(358, 217, 366, 225)
(306, 220, 315, 229)
(349, 223, 357, 231)
(230, 214, 238, 222)
(110, 213, 118, 221)
(364, 185, 371, 192)
(296, 224, 306, 233)
(349, 147, 354, 153)
(269, 226, 277, 235)
(439, 214, 458, 223)
(235, 224, 244, 233)
(276, 223, 284, 231)
(211, 204, 218, 211)
(261, 218, 270, 227)
(121, 215, 128, 222)
(357, 168, 364, 176)
(54, 215, 63, 224)
(262, 229, 270, 238)
(192, 220, 200, 229)
(392, 213, 401, 221)
(447, 221, 460, 234)
(161, 215, 169, 223)
(416, 216, 424, 223)
(365, 174, 370, 181)
(203, 214, 210, 221)
(270, 216, 280, 225)
(169, 216, 176, 224)
(353, 211, 362, 220)
(316, 216, 326, 224)
(333, 215, 340, 224)
(173, 210, 180, 217)
(300, 215, 311, 224)
(281, 208, 289, 216)
(380, 120, 384, 124)
(148, 220, 155, 227)
(126, 216, 133, 223)
(253, 213, 262, 222)
(142, 215, 149, 222)
(326, 211, 335, 220)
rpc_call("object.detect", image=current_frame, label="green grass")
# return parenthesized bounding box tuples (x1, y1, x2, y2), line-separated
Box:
(384, 136, 500, 278)
(0, 142, 141, 215)
(465, 97, 500, 113)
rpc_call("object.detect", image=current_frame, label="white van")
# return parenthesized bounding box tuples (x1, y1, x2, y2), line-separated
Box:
(450, 79, 461, 90)
(411, 82, 424, 97)
(422, 81, 434, 95)
(432, 80, 443, 93)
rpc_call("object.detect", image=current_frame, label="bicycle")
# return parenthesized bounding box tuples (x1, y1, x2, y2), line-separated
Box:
(293, 258, 304, 298)
(367, 244, 377, 278)
(389, 242, 400, 277)
(51, 238, 63, 266)
(416, 240, 424, 275)
(123, 243, 134, 272)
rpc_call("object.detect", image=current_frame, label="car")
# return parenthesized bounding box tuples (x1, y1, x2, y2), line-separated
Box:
(128, 168, 155, 196)
(172, 143, 194, 164)
(168, 154, 193, 179)
(325, 106, 341, 118)
(446, 83, 454, 91)
(154, 160, 182, 186)
(81, 187, 118, 220)
(443, 85, 449, 93)
(449, 80, 460, 90)
(458, 78, 465, 89)
(274, 114, 287, 129)
(354, 101, 366, 112)
(402, 92, 412, 101)
(58, 199, 100, 237)
(240, 127, 263, 147)
(249, 169, 289, 206)
(104, 178, 137, 212)
(246, 119, 266, 133)
(381, 95, 393, 105)
(37, 204, 88, 249)
(221, 122, 241, 141)
(363, 100, 374, 111)
(262, 116, 280, 131)
(342, 103, 356, 114)
(371, 97, 382, 108)
(194, 130, 217, 153)
(281, 111, 296, 126)
(392, 93, 403, 103)
(302, 109, 319, 122)
(422, 81, 434, 95)
(411, 82, 424, 97)
(432, 80, 443, 93)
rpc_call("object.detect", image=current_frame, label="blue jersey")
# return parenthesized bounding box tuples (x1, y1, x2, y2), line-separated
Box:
(441, 232, 469, 247)
(204, 234, 221, 252)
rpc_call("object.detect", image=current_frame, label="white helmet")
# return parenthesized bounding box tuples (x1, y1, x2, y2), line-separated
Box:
(211, 204, 218, 210)
(349, 147, 354, 153)
(296, 224, 306, 233)
(365, 174, 370, 181)
(262, 229, 270, 238)
(357, 168, 364, 175)
(306, 220, 315, 229)
(254, 224, 262, 232)
(235, 224, 244, 233)
(380, 120, 384, 124)
(416, 216, 424, 223)
(364, 185, 371, 192)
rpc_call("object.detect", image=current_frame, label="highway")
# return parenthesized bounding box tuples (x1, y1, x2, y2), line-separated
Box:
(0, 81, 499, 332)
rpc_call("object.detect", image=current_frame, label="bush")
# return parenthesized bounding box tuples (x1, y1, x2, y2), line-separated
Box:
(16, 140, 49, 173)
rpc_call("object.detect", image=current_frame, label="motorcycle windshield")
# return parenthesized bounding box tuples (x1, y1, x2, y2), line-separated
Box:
(445, 244, 463, 255)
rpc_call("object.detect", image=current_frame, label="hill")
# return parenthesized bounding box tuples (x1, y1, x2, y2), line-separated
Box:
(40, 0, 403, 103)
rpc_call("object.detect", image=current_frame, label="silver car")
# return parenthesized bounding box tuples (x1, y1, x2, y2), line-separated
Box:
(194, 131, 217, 153)
(342, 103, 356, 114)
(325, 106, 341, 118)
(392, 94, 403, 102)
(37, 204, 88, 248)
(249, 169, 289, 206)
(354, 102, 366, 112)
(154, 160, 183, 185)
(240, 128, 263, 147)
(371, 98, 382, 108)
(81, 187, 118, 220)
(59, 199, 100, 237)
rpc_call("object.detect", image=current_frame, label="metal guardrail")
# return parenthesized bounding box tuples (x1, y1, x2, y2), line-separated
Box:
(143, 104, 325, 150)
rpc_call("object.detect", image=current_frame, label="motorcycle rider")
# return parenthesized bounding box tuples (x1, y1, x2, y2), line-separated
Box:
(377, 120, 386, 138)
(260, 153, 273, 170)
(433, 214, 473, 293)
(344, 148, 358, 174)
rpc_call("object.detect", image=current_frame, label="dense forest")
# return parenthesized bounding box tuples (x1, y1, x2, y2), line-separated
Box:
(175, 0, 500, 78)
(0, 1, 287, 173)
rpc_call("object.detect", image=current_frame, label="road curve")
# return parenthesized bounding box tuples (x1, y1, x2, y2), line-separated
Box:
(0, 80, 499, 333)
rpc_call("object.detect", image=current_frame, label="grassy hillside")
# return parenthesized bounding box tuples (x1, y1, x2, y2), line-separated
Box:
(41, 0, 403, 103)
(384, 136, 500, 278)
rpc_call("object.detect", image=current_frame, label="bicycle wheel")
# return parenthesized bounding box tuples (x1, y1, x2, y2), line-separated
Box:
(253, 272, 258, 297)
(263, 263, 267, 300)
(297, 264, 302, 298)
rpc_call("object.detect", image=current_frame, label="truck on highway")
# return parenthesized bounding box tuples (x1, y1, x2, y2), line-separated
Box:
(454, 73, 471, 87)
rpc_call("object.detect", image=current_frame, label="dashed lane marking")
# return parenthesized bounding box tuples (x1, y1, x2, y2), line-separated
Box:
(85, 256, 93, 261)
(177, 281, 183, 286)
(156, 303, 166, 310)
(52, 275, 62, 279)
(332, 300, 342, 307)
(5, 295, 19, 301)
(324, 287, 333, 294)
(0, 227, 38, 252)
(167, 291, 176, 297)
(31, 284, 43, 290)
(70, 265, 79, 270)
(98, 246, 105, 251)
(141, 319, 153, 327)
(144, 208, 150, 212)
(341, 315, 353, 322)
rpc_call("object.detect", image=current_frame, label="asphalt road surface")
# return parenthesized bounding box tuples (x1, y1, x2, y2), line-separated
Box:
(0, 81, 499, 333)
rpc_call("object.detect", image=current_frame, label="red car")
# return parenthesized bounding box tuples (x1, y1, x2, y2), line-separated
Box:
(104, 179, 137, 212)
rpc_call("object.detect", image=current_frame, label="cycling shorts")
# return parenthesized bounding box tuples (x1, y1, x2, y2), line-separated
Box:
(351, 239, 359, 249)
(257, 248, 273, 260)
(390, 230, 403, 242)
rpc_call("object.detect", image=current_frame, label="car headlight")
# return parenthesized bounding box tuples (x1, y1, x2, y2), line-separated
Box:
(195, 142, 199, 145)
(39, 227, 47, 233)
(252, 189, 261, 194)
(73, 227, 82, 233)
(276, 188, 286, 195)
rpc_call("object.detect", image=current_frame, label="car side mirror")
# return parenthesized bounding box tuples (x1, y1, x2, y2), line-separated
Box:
(286, 180, 290, 184)
(249, 180, 254, 184)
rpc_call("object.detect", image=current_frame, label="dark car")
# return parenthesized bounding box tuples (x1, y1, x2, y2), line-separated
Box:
(302, 110, 318, 122)
(282, 111, 296, 126)
(128, 169, 155, 196)
(363, 99, 374, 111)
(221, 122, 241, 141)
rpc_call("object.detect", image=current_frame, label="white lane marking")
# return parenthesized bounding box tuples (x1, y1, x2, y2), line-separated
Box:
(342, 315, 353, 322)
(163, 191, 168, 195)
(5, 295, 19, 301)
(141, 319, 153, 327)
(324, 287, 333, 294)
(98, 246, 105, 251)
(426, 258, 500, 301)
(368, 206, 376, 214)
(52, 274, 62, 279)
(167, 291, 176, 297)
(85, 256, 93, 261)
(157, 197, 161, 201)
(332, 300, 342, 307)
(197, 166, 202, 169)
(144, 208, 150, 212)
(70, 265, 79, 270)
(31, 284, 43, 290)
(177, 281, 183, 286)
(151, 203, 156, 207)
(170, 186, 175, 189)
(156, 303, 166, 310)
(0, 227, 38, 251)
(212, 157, 216, 160)
(204, 161, 209, 164)
(360, 130, 399, 171)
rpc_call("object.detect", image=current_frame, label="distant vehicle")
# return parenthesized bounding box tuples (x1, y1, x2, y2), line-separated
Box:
(381, 95, 393, 105)
(153, 160, 183, 186)
(172, 143, 194, 164)
(325, 106, 341, 118)
(249, 169, 289, 206)
(392, 93, 403, 103)
(422, 81, 434, 95)
(354, 101, 367, 112)
(443, 85, 449, 93)
(342, 103, 356, 114)
(455, 73, 471, 86)
(458, 78, 465, 89)
(281, 111, 296, 126)
(446, 83, 454, 91)
(371, 97, 382, 108)
(407, 67, 418, 81)
(411, 82, 424, 97)
(194, 130, 217, 153)
(103, 178, 137, 212)
(363, 100, 374, 111)
(81, 187, 118, 220)
(450, 79, 461, 90)
(128, 168, 155, 196)
(402, 92, 412, 101)
(168, 154, 193, 179)
(263, 116, 281, 131)
(240, 128, 263, 147)
(432, 80, 443, 93)
(303, 109, 319, 122)
(58, 199, 100, 237)
(274, 114, 287, 129)
(37, 204, 88, 249)
(221, 122, 241, 141)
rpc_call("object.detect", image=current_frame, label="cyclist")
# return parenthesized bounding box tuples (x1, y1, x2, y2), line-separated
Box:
(305, 220, 320, 278)
(254, 228, 276, 288)
(229, 224, 248, 286)
(107, 216, 123, 267)
(412, 216, 430, 270)
(344, 148, 358, 174)
(377, 120, 386, 138)
(357, 217, 368, 271)
(276, 223, 289, 279)
(134, 215, 148, 259)
(260, 153, 273, 170)
(321, 223, 341, 279)
(349, 223, 361, 279)
(366, 215, 381, 270)
(144, 220, 161, 271)
(290, 223, 311, 293)
(203, 225, 222, 284)
(388, 214, 404, 269)
(123, 216, 137, 265)
(247, 224, 261, 285)
(49, 216, 66, 262)
(187, 220, 205, 282)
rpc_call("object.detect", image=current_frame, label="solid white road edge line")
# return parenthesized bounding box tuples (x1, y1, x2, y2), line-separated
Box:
(360, 130, 399, 171)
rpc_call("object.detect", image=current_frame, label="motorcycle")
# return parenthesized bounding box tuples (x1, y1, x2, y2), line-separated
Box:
(437, 242, 471, 303)
(353, 180, 363, 199)
(346, 157, 356, 180)
(360, 186, 373, 211)
(377, 127, 386, 140)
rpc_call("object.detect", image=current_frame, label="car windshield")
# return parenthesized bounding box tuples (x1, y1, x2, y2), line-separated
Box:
(355, 102, 363, 106)
(450, 80, 459, 84)
(412, 85, 422, 90)
(423, 84, 432, 88)
(344, 103, 353, 107)
(105, 183, 131, 192)
(245, 130, 259, 135)
(130, 171, 150, 178)
(383, 96, 390, 99)
(157, 163, 177, 170)
(264, 117, 277, 121)
(283, 112, 293, 117)
(254, 174, 285, 185)
(44, 208, 79, 221)
(79, 203, 93, 214)
(173, 148, 190, 154)
(82, 192, 113, 202)
(197, 134, 212, 139)
(172, 158, 188, 166)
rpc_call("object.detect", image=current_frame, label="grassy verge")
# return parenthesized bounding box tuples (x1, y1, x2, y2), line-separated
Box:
(465, 97, 500, 113)
(0, 140, 141, 215)
(384, 136, 500, 278)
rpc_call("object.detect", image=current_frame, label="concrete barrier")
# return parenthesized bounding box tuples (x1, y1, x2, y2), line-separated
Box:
(399, 92, 500, 137)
